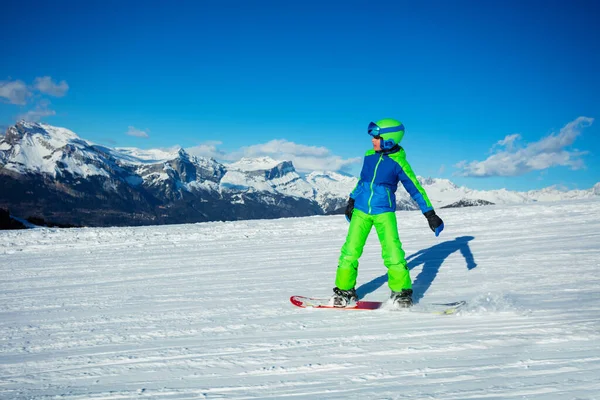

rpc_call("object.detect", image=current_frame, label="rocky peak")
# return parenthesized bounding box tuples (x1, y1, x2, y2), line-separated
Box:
(264, 160, 296, 180)
(4, 120, 81, 148)
(176, 147, 190, 161)
(4, 122, 30, 144)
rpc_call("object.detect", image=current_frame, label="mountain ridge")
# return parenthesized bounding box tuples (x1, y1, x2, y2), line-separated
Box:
(1, 121, 598, 227)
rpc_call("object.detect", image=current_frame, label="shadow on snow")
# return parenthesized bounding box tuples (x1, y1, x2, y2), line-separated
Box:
(356, 236, 477, 304)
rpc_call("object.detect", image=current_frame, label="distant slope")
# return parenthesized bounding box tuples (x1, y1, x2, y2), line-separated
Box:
(441, 199, 495, 208)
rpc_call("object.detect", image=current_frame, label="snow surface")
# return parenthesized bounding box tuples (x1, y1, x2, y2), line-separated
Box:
(1, 200, 600, 399)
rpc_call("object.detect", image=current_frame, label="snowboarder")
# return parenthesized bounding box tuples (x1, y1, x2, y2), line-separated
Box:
(330, 118, 444, 308)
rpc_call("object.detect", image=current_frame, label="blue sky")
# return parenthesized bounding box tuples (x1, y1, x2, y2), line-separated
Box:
(1, 0, 599, 191)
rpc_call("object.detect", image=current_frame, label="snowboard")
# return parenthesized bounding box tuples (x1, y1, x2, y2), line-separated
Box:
(290, 295, 466, 315)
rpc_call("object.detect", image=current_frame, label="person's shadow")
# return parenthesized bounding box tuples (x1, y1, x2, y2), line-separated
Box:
(356, 236, 477, 304)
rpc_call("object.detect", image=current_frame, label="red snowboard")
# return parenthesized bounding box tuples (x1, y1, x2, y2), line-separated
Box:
(290, 295, 466, 314)
(290, 295, 382, 310)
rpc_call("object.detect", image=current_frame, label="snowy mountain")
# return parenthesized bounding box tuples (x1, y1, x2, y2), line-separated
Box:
(223, 157, 315, 200)
(1, 121, 598, 227)
(305, 170, 358, 214)
(0, 122, 320, 226)
(0, 121, 124, 178)
(416, 177, 600, 209)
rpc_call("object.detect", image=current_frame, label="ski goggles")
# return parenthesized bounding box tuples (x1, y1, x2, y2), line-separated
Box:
(367, 121, 405, 137)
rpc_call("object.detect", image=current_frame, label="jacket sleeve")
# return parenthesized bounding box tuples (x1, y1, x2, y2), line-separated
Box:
(349, 151, 372, 198)
(349, 180, 361, 199)
(396, 156, 434, 213)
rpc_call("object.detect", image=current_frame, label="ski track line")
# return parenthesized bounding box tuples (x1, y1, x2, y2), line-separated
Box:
(3, 316, 599, 399)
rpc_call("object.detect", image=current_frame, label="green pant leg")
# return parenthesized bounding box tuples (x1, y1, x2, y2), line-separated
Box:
(336, 209, 373, 290)
(373, 212, 412, 291)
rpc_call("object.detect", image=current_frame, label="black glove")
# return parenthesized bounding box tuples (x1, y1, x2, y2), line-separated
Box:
(424, 210, 444, 237)
(345, 198, 355, 222)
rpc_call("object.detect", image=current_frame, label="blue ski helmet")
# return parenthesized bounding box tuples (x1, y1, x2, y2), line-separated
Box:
(368, 118, 405, 150)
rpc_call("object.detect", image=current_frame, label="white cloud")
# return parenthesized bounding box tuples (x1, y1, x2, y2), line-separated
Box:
(283, 154, 361, 173)
(17, 100, 56, 122)
(2, 76, 70, 122)
(34, 76, 69, 97)
(236, 139, 360, 173)
(493, 133, 521, 152)
(243, 140, 331, 158)
(126, 126, 149, 138)
(186, 141, 226, 159)
(456, 117, 594, 177)
(0, 79, 31, 105)
(185, 138, 360, 173)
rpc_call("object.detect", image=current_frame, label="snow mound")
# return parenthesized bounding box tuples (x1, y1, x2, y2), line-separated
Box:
(462, 292, 531, 315)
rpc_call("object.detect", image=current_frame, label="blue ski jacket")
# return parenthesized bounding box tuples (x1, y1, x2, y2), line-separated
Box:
(350, 146, 434, 215)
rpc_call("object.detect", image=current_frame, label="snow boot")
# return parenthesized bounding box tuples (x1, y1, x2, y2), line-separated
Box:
(329, 287, 358, 308)
(390, 289, 413, 308)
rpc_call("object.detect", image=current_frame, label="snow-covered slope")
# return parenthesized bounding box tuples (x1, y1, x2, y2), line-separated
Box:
(112, 147, 183, 165)
(0, 121, 119, 178)
(305, 170, 359, 213)
(1, 199, 600, 398)
(226, 156, 283, 172)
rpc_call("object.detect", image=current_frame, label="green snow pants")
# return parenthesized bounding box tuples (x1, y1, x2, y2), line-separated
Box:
(336, 209, 411, 292)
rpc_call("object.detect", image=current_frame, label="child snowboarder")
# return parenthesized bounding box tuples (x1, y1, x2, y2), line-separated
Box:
(330, 118, 444, 308)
